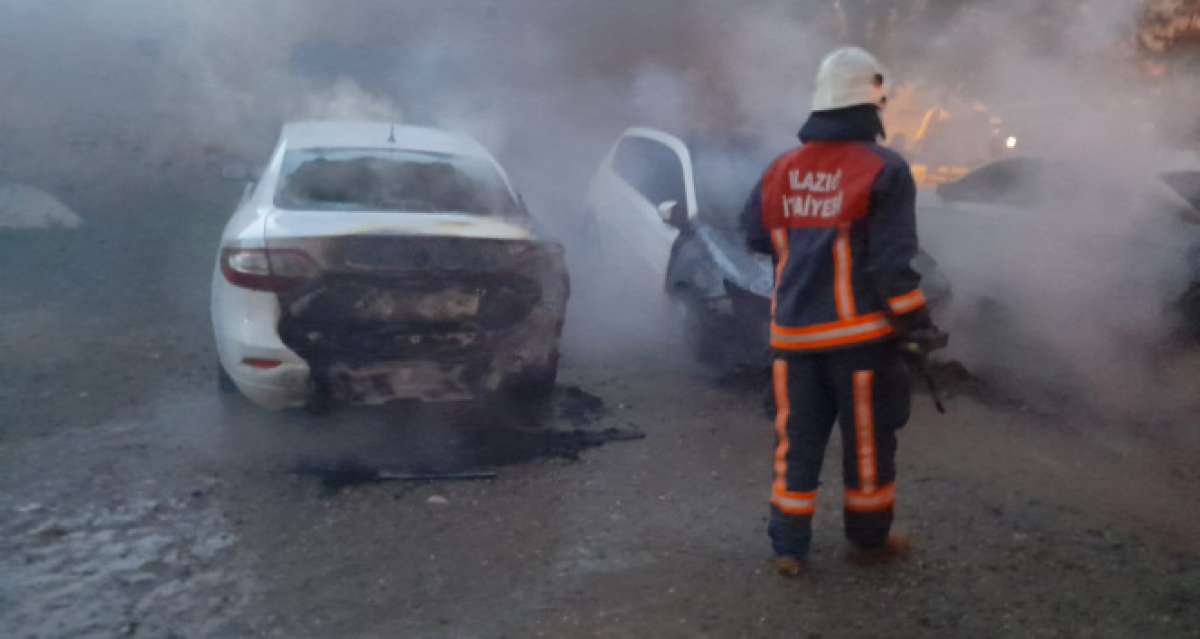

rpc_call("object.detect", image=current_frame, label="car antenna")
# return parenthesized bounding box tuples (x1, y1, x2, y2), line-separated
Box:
(387, 123, 396, 144)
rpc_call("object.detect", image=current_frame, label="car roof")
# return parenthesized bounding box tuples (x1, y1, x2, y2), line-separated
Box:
(280, 121, 491, 158)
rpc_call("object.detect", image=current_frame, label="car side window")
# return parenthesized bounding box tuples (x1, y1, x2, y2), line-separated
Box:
(612, 136, 688, 222)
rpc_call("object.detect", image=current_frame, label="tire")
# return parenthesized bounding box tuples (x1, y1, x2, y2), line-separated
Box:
(679, 294, 740, 368)
(217, 360, 238, 394)
(505, 353, 560, 401)
(304, 373, 335, 415)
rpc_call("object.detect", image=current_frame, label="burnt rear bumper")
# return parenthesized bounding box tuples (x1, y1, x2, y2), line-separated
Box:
(286, 303, 564, 403)
(274, 237, 569, 404)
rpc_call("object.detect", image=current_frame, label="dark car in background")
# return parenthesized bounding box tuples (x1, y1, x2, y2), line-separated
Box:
(920, 154, 1200, 337)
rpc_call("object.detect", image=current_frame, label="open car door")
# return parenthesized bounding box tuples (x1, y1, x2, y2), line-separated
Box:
(583, 127, 698, 280)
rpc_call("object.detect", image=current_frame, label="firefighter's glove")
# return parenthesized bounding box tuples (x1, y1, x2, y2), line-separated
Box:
(893, 308, 947, 357)
(899, 326, 949, 358)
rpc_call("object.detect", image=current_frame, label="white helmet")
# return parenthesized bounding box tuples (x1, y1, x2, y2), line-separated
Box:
(810, 46, 889, 112)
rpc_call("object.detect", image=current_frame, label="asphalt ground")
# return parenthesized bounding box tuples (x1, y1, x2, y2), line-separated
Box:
(2, 177, 1199, 636)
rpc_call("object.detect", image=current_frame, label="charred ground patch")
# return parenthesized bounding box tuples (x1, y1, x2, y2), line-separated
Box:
(288, 385, 643, 491)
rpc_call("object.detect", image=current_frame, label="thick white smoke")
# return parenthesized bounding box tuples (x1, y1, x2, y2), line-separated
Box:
(2, 0, 1197, 417)
(891, 1, 1200, 419)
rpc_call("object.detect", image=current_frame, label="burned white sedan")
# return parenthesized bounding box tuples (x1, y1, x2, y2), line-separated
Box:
(211, 121, 568, 410)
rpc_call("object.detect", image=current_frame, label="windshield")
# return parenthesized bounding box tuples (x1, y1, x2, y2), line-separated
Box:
(275, 148, 519, 215)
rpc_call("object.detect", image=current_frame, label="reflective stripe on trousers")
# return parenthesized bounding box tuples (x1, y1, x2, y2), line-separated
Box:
(767, 344, 909, 557)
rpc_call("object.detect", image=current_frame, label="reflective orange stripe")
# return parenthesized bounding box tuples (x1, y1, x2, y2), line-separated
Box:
(771, 324, 894, 351)
(771, 326, 894, 351)
(845, 483, 896, 512)
(772, 313, 891, 336)
(771, 361, 819, 516)
(771, 314, 894, 351)
(888, 289, 927, 314)
(833, 224, 856, 320)
(770, 229, 790, 317)
(853, 370, 877, 492)
(772, 359, 791, 495)
(772, 488, 818, 515)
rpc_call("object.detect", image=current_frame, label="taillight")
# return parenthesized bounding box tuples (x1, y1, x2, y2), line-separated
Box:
(242, 357, 283, 369)
(220, 248, 317, 292)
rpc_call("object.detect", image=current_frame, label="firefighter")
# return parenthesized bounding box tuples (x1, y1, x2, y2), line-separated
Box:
(740, 46, 944, 576)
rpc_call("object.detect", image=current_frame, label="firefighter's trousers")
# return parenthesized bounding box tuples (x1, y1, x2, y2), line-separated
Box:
(768, 341, 911, 558)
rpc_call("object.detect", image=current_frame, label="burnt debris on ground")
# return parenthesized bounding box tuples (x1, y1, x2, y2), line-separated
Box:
(925, 359, 1076, 416)
(555, 384, 607, 426)
(292, 460, 499, 491)
(291, 385, 644, 491)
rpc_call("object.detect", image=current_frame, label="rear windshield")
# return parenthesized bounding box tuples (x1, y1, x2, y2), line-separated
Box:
(275, 148, 519, 215)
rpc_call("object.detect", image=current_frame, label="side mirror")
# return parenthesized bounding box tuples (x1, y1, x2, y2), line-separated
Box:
(656, 200, 679, 224)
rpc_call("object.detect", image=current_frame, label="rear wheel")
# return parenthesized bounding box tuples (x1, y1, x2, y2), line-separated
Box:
(505, 353, 560, 401)
(217, 360, 238, 394)
(678, 293, 742, 368)
(304, 372, 335, 415)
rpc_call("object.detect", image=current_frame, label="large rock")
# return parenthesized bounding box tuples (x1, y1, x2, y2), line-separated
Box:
(0, 184, 83, 230)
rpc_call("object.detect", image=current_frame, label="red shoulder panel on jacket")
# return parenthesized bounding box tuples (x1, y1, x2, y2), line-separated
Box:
(760, 143, 886, 229)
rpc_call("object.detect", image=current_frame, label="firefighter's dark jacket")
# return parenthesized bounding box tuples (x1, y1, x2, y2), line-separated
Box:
(741, 105, 927, 352)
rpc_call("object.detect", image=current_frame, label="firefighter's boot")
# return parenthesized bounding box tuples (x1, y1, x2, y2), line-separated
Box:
(771, 555, 807, 578)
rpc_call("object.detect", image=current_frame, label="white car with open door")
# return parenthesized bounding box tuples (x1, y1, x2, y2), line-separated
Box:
(211, 121, 569, 410)
(581, 126, 950, 366)
(583, 127, 698, 284)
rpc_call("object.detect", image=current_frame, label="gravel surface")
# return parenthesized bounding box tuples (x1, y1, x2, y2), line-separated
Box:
(2, 203, 1199, 636)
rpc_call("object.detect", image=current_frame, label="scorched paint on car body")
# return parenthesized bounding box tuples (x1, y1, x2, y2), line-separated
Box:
(211, 121, 568, 410)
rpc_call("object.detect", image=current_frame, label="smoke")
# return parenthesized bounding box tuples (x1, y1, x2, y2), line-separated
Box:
(1, 0, 1198, 416)
(881, 0, 1200, 418)
(292, 79, 395, 122)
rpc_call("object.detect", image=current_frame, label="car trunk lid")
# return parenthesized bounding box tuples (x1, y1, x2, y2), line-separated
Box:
(261, 210, 567, 402)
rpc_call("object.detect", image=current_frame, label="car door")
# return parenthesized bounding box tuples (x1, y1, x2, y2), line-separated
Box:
(584, 127, 697, 279)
